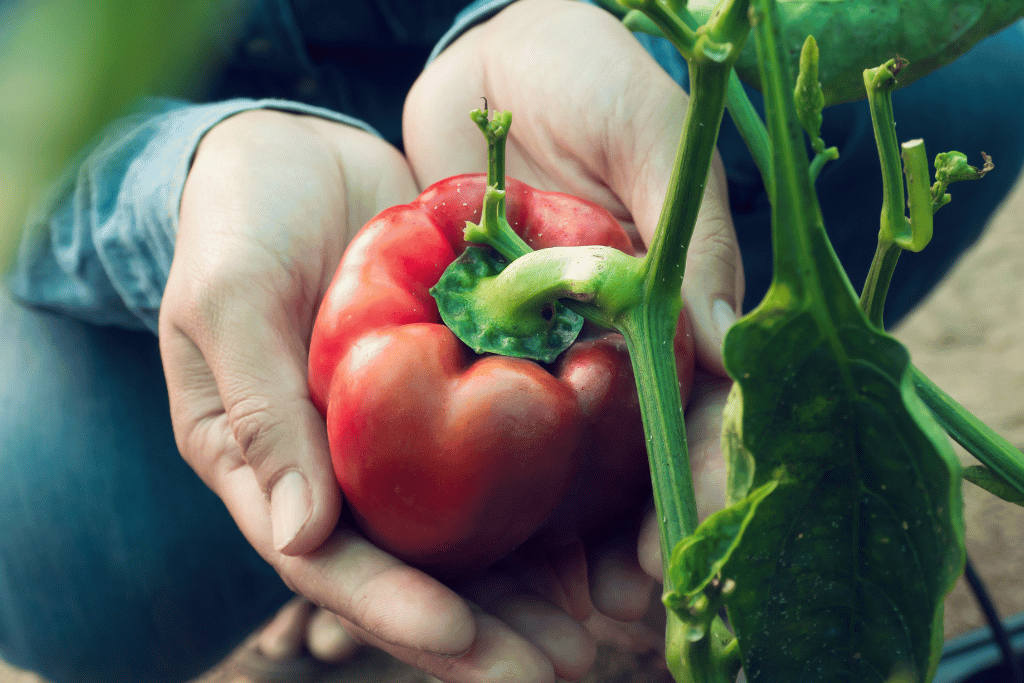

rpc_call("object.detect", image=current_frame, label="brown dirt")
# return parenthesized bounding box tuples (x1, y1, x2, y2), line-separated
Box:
(2, 172, 1022, 683)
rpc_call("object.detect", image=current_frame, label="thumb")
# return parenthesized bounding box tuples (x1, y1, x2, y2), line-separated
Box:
(212, 307, 342, 557)
(681, 153, 744, 375)
(160, 286, 343, 558)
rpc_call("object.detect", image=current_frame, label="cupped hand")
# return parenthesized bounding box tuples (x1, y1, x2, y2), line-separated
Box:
(405, 0, 743, 376)
(159, 109, 598, 682)
(404, 0, 743, 594)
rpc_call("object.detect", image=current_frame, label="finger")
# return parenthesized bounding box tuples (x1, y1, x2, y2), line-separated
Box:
(587, 530, 655, 622)
(339, 612, 556, 683)
(161, 295, 341, 557)
(686, 374, 734, 520)
(457, 571, 597, 682)
(680, 155, 744, 375)
(256, 596, 312, 661)
(250, 498, 477, 657)
(307, 607, 360, 662)
(507, 541, 593, 623)
(638, 504, 663, 584)
(638, 375, 734, 580)
(583, 611, 664, 655)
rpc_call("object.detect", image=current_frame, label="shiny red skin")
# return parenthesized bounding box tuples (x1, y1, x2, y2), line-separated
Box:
(309, 174, 695, 577)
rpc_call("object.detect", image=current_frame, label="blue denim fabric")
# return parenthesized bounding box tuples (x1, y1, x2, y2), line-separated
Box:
(9, 98, 377, 334)
(0, 289, 292, 683)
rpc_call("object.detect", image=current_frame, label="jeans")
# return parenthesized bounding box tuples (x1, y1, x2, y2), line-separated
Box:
(0, 290, 291, 683)
(2, 20, 1022, 683)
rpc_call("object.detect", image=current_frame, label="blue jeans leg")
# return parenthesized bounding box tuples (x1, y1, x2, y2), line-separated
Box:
(0, 291, 293, 683)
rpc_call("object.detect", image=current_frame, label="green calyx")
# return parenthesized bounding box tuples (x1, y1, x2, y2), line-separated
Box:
(430, 246, 584, 363)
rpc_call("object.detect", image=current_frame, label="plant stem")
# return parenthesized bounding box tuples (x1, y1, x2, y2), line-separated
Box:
(808, 148, 838, 182)
(852, 80, 1024, 504)
(679, 1, 771, 192)
(624, 0, 748, 587)
(619, 306, 694, 572)
(664, 610, 738, 683)
(859, 238, 901, 328)
(901, 139, 934, 251)
(912, 365, 1024, 499)
(619, 1, 772, 192)
(474, 245, 642, 332)
(725, 69, 772, 191)
(747, 0, 821, 299)
(621, 0, 697, 59)
(857, 61, 918, 328)
(864, 60, 911, 254)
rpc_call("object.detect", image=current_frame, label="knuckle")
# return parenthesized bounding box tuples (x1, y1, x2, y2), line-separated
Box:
(688, 222, 740, 275)
(228, 394, 281, 477)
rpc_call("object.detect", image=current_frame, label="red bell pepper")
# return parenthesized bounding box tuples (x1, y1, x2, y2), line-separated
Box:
(308, 173, 695, 577)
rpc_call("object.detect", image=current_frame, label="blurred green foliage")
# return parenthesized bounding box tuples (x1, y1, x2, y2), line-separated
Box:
(0, 0, 222, 272)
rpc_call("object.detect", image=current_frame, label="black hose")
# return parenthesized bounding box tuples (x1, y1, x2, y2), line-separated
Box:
(963, 554, 1023, 683)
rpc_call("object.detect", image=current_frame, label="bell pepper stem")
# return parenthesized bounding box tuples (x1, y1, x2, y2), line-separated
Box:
(473, 245, 643, 333)
(465, 186, 533, 261)
(470, 107, 511, 193)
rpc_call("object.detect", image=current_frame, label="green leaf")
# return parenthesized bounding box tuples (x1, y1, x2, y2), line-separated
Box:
(721, 3, 965, 677)
(665, 480, 779, 613)
(963, 465, 1024, 507)
(1, 0, 223, 272)
(685, 0, 1024, 105)
(430, 246, 583, 363)
(719, 226, 965, 683)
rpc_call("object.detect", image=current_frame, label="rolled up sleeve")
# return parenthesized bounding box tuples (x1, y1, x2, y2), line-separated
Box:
(9, 97, 377, 333)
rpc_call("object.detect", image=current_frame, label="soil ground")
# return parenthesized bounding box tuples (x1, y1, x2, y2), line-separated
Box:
(2, 172, 1022, 683)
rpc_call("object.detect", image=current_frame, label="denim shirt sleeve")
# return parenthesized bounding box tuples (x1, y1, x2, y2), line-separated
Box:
(429, 0, 519, 62)
(8, 98, 377, 333)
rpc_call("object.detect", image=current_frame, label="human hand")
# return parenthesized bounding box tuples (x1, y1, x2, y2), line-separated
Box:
(159, 109, 606, 682)
(404, 0, 741, 583)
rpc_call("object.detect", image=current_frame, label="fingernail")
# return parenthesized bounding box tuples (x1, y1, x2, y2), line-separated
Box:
(271, 470, 311, 552)
(712, 299, 737, 344)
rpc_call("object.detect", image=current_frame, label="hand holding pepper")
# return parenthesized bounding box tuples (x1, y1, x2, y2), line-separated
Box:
(159, 110, 572, 680)
(404, 0, 742, 591)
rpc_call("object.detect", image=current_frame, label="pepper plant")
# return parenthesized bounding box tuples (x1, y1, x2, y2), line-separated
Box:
(429, 1, 1024, 682)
